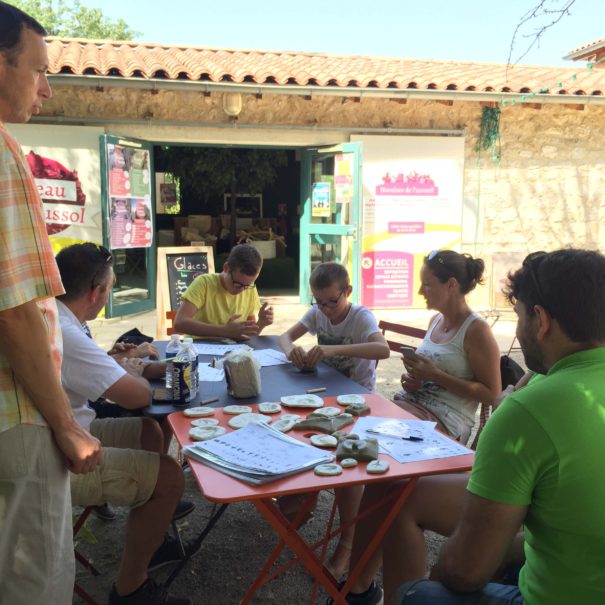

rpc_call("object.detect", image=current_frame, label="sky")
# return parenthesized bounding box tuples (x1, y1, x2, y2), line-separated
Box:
(92, 0, 605, 67)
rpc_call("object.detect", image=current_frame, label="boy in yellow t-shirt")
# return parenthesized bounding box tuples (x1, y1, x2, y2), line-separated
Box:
(174, 243, 273, 340)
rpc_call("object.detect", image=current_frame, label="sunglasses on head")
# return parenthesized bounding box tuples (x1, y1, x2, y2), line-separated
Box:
(427, 250, 445, 265)
(90, 245, 113, 290)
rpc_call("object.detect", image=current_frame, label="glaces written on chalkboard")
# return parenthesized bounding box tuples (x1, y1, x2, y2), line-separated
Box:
(166, 252, 209, 310)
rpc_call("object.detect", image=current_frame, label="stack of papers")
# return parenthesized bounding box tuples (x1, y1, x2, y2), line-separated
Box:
(183, 422, 334, 485)
(352, 416, 472, 464)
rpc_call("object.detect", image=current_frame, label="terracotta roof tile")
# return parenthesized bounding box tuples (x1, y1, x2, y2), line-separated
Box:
(46, 38, 605, 96)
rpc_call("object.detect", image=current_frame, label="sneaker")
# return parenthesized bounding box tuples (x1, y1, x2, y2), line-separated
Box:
(92, 503, 116, 521)
(172, 499, 195, 521)
(109, 577, 192, 605)
(148, 535, 201, 572)
(326, 581, 384, 605)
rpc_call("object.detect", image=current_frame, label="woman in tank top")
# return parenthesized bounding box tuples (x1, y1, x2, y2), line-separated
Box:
(394, 250, 501, 443)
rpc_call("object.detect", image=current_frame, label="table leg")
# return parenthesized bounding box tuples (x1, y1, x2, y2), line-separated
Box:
(343, 478, 418, 595)
(240, 478, 419, 604)
(241, 495, 346, 605)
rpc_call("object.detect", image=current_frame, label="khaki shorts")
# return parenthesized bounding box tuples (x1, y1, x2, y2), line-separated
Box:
(0, 424, 74, 605)
(70, 417, 159, 509)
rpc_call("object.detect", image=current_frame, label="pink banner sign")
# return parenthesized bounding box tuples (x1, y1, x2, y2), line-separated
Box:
(375, 171, 438, 196)
(361, 250, 414, 308)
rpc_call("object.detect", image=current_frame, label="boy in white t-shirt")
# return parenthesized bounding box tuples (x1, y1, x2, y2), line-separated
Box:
(280, 262, 389, 390)
(279, 262, 390, 578)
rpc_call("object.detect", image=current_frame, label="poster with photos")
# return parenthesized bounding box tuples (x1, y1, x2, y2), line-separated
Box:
(107, 143, 153, 249)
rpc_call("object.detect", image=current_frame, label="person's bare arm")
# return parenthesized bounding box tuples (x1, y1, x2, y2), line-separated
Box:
(308, 331, 390, 365)
(279, 322, 309, 368)
(431, 492, 527, 592)
(174, 299, 259, 340)
(103, 371, 152, 410)
(405, 320, 502, 404)
(0, 300, 101, 474)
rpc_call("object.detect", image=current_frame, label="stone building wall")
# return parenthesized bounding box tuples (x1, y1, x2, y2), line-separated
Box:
(42, 85, 605, 307)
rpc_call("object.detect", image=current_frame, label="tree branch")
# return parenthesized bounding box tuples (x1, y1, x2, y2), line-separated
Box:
(507, 0, 576, 67)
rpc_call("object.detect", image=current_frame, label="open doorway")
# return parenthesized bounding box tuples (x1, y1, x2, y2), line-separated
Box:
(153, 145, 301, 295)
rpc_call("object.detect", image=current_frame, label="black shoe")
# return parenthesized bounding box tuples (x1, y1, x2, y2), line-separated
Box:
(148, 535, 202, 572)
(172, 499, 195, 521)
(92, 503, 116, 521)
(108, 577, 192, 604)
(326, 581, 384, 605)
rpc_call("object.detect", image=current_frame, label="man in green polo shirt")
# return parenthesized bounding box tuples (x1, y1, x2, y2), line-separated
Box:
(396, 248, 605, 605)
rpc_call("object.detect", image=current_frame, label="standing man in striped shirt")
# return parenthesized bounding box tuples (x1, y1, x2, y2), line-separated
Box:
(0, 3, 102, 604)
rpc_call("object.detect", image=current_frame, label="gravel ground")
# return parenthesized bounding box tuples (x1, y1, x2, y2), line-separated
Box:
(74, 301, 523, 604)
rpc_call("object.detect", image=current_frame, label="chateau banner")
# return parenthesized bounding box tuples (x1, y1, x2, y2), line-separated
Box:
(8, 123, 104, 253)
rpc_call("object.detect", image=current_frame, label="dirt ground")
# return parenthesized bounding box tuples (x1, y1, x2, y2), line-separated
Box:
(74, 299, 523, 604)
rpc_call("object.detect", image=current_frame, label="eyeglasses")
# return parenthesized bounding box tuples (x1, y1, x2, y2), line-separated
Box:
(229, 270, 256, 290)
(522, 251, 547, 309)
(90, 245, 113, 290)
(427, 250, 445, 265)
(311, 288, 346, 309)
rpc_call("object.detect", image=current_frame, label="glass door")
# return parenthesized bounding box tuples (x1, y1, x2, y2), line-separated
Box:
(299, 143, 362, 304)
(100, 134, 157, 318)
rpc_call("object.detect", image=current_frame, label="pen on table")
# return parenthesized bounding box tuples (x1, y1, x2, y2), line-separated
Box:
(201, 397, 219, 405)
(367, 429, 424, 442)
(306, 387, 326, 394)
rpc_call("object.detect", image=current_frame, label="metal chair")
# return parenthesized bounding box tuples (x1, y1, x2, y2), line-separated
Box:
(73, 506, 102, 605)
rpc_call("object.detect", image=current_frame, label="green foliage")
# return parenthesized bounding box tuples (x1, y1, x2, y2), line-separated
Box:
(12, 0, 140, 39)
(156, 147, 288, 205)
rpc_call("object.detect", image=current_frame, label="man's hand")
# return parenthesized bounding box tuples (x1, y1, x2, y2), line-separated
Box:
(133, 342, 160, 359)
(107, 342, 137, 356)
(119, 357, 151, 377)
(287, 345, 308, 369)
(225, 314, 260, 341)
(54, 422, 102, 474)
(258, 302, 274, 328)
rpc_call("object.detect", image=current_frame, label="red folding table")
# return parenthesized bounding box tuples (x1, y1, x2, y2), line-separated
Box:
(167, 394, 473, 604)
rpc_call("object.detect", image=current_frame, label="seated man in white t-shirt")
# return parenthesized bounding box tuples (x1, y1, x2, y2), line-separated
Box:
(56, 243, 195, 605)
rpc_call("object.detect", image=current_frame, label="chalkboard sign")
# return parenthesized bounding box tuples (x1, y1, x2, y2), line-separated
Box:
(156, 246, 215, 338)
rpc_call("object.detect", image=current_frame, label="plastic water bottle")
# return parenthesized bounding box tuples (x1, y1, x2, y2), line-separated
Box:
(165, 334, 181, 359)
(177, 337, 196, 361)
(177, 337, 199, 397)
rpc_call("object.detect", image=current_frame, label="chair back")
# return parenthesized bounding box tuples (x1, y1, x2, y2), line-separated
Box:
(166, 310, 177, 336)
(378, 319, 427, 360)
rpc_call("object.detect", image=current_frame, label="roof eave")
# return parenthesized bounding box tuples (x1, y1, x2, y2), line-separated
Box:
(47, 74, 603, 105)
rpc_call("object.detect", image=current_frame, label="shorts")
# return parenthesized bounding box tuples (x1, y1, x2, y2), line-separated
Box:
(0, 424, 74, 605)
(70, 417, 159, 509)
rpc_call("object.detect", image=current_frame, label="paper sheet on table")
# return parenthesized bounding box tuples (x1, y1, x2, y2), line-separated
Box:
(352, 416, 472, 463)
(192, 343, 252, 356)
(183, 422, 333, 484)
(198, 363, 225, 382)
(252, 349, 290, 367)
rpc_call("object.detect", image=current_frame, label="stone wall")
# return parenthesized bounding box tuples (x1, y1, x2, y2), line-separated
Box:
(42, 85, 605, 307)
